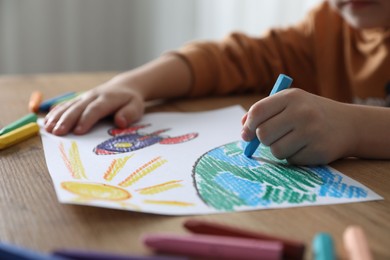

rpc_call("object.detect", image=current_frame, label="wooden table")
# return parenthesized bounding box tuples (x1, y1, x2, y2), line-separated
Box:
(0, 73, 389, 259)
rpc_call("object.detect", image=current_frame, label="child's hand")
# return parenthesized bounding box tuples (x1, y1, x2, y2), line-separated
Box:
(241, 88, 356, 165)
(44, 81, 145, 136)
(44, 55, 192, 136)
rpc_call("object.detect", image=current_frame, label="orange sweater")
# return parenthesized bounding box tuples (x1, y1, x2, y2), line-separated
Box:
(175, 2, 390, 106)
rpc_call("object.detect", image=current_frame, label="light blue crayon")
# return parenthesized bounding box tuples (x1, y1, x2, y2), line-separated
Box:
(52, 91, 83, 106)
(244, 74, 293, 158)
(312, 233, 336, 260)
(39, 92, 76, 112)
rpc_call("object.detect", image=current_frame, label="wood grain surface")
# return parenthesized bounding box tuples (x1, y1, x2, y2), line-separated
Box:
(0, 73, 389, 259)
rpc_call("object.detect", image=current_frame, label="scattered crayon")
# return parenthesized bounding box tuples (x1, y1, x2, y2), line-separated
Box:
(343, 225, 373, 260)
(0, 113, 38, 136)
(143, 233, 283, 260)
(39, 92, 76, 112)
(312, 233, 335, 260)
(28, 90, 43, 113)
(0, 122, 40, 150)
(53, 248, 188, 260)
(52, 91, 81, 107)
(0, 242, 59, 260)
(184, 219, 305, 260)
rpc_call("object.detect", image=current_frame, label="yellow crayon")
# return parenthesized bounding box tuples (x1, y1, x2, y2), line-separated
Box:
(0, 122, 40, 150)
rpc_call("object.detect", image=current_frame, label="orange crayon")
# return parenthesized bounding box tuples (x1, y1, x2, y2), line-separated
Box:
(343, 226, 373, 260)
(28, 91, 43, 113)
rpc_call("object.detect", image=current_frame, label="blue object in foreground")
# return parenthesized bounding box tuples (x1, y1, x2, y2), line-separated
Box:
(39, 92, 76, 112)
(53, 249, 189, 260)
(244, 74, 293, 158)
(0, 242, 61, 260)
(312, 233, 336, 260)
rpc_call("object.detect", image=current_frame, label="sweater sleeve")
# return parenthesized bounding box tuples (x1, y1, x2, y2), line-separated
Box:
(173, 4, 325, 98)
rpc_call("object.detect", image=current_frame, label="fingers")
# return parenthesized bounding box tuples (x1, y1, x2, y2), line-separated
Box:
(286, 147, 318, 165)
(241, 113, 248, 125)
(268, 128, 307, 161)
(256, 107, 294, 146)
(71, 97, 118, 135)
(241, 91, 288, 141)
(45, 94, 96, 135)
(44, 87, 146, 136)
(241, 89, 343, 165)
(259, 110, 309, 163)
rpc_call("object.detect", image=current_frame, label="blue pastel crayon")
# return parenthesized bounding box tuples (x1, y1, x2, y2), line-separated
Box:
(312, 233, 336, 260)
(39, 92, 76, 112)
(244, 74, 293, 158)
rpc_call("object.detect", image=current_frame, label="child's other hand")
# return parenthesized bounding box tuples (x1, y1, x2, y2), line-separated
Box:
(241, 88, 356, 165)
(44, 81, 145, 136)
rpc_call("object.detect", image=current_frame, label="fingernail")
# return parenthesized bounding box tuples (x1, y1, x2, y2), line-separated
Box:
(53, 124, 65, 134)
(45, 121, 55, 128)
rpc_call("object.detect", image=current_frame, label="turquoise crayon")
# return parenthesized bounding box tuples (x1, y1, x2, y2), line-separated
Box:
(244, 74, 293, 157)
(313, 233, 336, 260)
(0, 113, 38, 136)
(39, 92, 76, 112)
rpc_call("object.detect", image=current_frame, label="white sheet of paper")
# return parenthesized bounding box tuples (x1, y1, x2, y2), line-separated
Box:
(39, 106, 382, 215)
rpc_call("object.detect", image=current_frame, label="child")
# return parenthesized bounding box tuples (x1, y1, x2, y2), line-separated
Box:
(44, 0, 390, 165)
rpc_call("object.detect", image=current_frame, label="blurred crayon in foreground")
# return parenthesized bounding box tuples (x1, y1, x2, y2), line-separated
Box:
(28, 90, 43, 113)
(0, 241, 59, 260)
(184, 219, 305, 260)
(53, 248, 188, 260)
(52, 91, 83, 107)
(39, 92, 76, 112)
(343, 225, 373, 260)
(143, 233, 283, 260)
(313, 233, 335, 260)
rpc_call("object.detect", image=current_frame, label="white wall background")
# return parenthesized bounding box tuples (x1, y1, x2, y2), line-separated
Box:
(0, 0, 322, 75)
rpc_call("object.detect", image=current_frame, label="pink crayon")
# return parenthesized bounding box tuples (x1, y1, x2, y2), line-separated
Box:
(143, 233, 283, 260)
(184, 219, 305, 260)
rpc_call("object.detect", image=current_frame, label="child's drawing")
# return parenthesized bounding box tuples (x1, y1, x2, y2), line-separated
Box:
(94, 124, 198, 155)
(39, 106, 382, 215)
